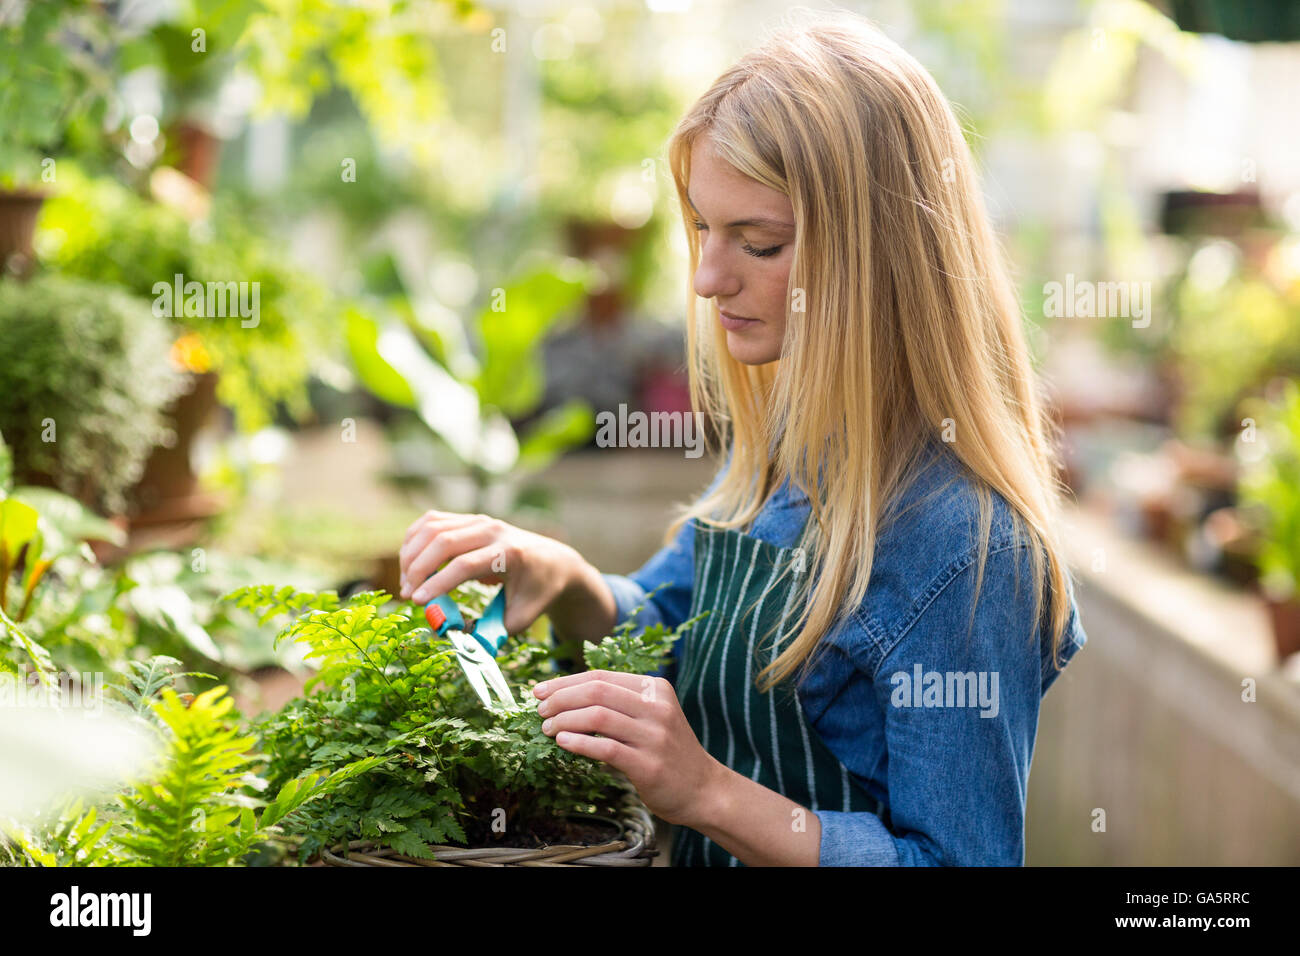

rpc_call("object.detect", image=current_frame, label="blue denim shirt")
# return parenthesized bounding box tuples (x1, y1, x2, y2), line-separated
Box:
(601, 447, 1088, 865)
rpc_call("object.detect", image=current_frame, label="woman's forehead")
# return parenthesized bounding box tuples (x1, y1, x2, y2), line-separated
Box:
(687, 139, 794, 225)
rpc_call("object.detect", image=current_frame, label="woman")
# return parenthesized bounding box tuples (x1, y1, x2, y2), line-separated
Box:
(398, 9, 1087, 866)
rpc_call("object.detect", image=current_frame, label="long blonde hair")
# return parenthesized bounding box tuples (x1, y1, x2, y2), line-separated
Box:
(664, 8, 1072, 692)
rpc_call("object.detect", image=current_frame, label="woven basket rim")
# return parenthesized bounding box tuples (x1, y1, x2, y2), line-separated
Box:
(316, 783, 657, 867)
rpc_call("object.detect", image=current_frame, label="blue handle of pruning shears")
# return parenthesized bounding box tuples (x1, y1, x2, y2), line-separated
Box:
(471, 589, 509, 657)
(424, 589, 508, 657)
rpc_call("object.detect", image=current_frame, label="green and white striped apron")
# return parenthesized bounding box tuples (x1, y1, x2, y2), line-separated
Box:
(672, 519, 883, 866)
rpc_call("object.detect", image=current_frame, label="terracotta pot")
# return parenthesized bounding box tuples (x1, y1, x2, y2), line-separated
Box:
(0, 188, 47, 278)
(564, 217, 647, 328)
(1138, 495, 1175, 546)
(171, 121, 222, 191)
(1265, 598, 1300, 663)
(87, 515, 131, 566)
(370, 553, 403, 596)
(128, 371, 225, 533)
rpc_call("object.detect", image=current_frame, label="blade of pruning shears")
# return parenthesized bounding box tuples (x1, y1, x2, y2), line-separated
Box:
(424, 589, 516, 711)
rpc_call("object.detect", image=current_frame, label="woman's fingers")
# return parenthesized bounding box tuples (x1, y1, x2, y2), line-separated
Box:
(539, 704, 651, 747)
(533, 669, 662, 700)
(400, 514, 479, 570)
(551, 730, 636, 773)
(399, 516, 481, 595)
(534, 675, 656, 720)
(403, 524, 497, 599)
(401, 508, 463, 547)
(412, 545, 508, 604)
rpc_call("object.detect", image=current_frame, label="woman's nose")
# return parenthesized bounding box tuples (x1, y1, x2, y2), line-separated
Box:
(693, 242, 739, 301)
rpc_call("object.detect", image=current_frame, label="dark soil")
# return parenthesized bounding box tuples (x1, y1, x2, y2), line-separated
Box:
(460, 814, 622, 849)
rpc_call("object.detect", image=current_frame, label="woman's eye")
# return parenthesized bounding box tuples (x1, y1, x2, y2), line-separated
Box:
(693, 220, 783, 258)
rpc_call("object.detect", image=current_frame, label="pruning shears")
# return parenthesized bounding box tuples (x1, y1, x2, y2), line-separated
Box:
(424, 589, 517, 712)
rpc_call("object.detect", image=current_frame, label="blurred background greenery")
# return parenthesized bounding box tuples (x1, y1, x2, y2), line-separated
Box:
(1, 0, 1299, 865)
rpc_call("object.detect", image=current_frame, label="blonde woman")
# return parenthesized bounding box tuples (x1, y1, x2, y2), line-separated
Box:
(398, 8, 1087, 866)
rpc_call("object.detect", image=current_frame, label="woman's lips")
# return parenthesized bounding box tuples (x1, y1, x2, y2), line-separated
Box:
(719, 309, 760, 331)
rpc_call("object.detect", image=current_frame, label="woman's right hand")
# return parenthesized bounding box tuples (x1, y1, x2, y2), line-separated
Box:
(397, 510, 615, 640)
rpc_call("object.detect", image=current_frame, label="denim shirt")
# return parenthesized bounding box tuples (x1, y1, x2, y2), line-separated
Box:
(601, 447, 1088, 866)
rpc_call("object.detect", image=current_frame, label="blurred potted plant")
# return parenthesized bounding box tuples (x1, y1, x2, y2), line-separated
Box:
(0, 1, 112, 277)
(0, 273, 189, 516)
(1238, 379, 1300, 663)
(1167, 247, 1300, 444)
(117, 0, 264, 190)
(37, 168, 354, 533)
(38, 168, 337, 436)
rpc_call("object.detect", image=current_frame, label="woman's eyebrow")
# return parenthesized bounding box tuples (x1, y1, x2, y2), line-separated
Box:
(686, 192, 794, 230)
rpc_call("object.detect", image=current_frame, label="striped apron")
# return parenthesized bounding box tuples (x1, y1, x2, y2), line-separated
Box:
(672, 519, 884, 866)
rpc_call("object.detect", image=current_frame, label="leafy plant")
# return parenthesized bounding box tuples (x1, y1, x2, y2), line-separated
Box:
(1239, 379, 1300, 601)
(0, 1, 115, 187)
(1170, 266, 1300, 441)
(348, 265, 596, 514)
(583, 599, 706, 676)
(116, 0, 261, 129)
(0, 428, 127, 680)
(6, 656, 385, 867)
(0, 485, 330, 690)
(112, 655, 215, 725)
(0, 429, 325, 684)
(37, 168, 347, 434)
(222, 579, 702, 862)
(0, 273, 189, 513)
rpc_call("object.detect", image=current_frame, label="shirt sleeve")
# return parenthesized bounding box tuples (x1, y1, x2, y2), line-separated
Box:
(600, 525, 697, 635)
(813, 544, 1049, 866)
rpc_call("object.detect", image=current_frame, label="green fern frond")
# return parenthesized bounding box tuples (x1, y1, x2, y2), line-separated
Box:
(583, 611, 708, 674)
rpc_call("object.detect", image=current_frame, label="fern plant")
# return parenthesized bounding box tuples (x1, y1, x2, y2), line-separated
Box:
(582, 595, 706, 675)
(113, 655, 215, 724)
(223, 580, 705, 862)
(6, 656, 385, 867)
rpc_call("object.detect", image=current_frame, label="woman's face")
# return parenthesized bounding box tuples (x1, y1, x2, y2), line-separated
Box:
(687, 135, 796, 366)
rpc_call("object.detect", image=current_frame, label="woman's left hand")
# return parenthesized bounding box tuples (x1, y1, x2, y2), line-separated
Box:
(532, 670, 724, 827)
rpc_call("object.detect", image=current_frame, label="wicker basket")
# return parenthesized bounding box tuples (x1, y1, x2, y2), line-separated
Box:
(317, 782, 657, 867)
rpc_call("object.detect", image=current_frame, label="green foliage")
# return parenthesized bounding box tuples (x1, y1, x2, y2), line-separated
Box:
(1170, 270, 1300, 440)
(222, 579, 701, 861)
(16, 800, 117, 867)
(9, 586, 706, 866)
(472, 270, 588, 419)
(0, 273, 188, 513)
(239, 0, 467, 171)
(9, 660, 386, 867)
(346, 265, 596, 513)
(0, 442, 329, 685)
(0, 1, 114, 186)
(116, 0, 262, 118)
(37, 168, 348, 433)
(0, 431, 128, 666)
(584, 608, 708, 675)
(112, 686, 263, 866)
(1239, 380, 1300, 600)
(0, 605, 55, 685)
(111, 655, 216, 725)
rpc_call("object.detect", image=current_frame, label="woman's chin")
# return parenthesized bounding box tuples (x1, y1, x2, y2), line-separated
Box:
(724, 330, 779, 365)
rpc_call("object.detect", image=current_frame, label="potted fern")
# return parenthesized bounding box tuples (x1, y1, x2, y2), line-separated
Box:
(1239, 379, 1300, 663)
(224, 580, 702, 866)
